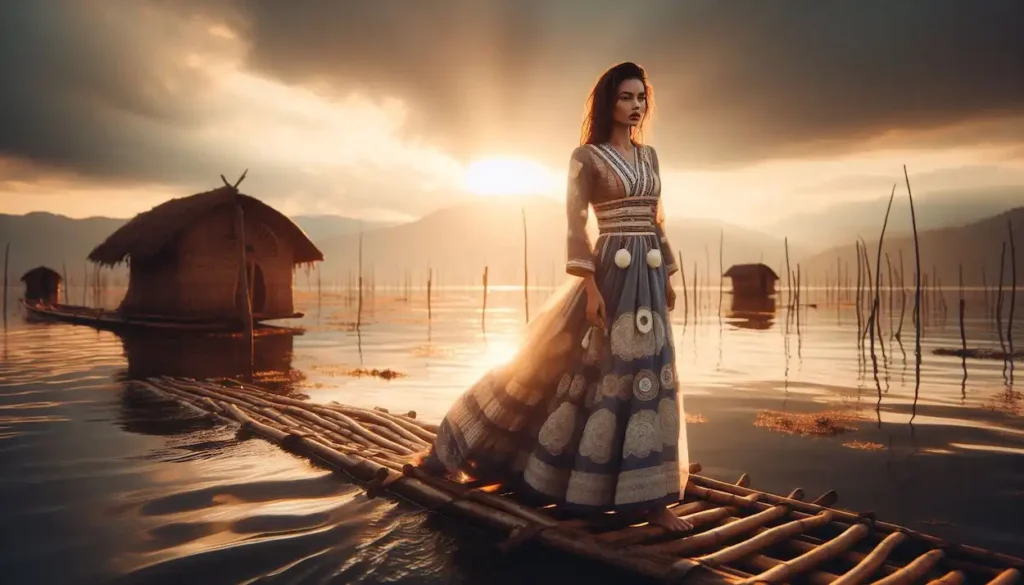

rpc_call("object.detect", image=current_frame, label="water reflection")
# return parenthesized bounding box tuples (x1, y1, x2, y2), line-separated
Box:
(116, 330, 301, 391)
(725, 295, 777, 331)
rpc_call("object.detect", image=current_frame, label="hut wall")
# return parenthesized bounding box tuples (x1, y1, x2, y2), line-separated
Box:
(121, 255, 183, 315)
(169, 205, 296, 319)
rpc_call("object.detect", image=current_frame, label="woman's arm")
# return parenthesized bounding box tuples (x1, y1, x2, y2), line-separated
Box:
(566, 147, 596, 277)
(650, 147, 680, 276)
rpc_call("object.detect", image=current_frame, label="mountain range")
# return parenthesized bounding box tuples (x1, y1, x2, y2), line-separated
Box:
(0, 195, 1021, 290)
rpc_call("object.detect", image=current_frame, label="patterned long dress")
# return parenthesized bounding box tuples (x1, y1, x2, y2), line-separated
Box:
(420, 142, 689, 515)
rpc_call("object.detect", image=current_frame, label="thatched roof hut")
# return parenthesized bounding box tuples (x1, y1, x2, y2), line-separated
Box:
(88, 185, 323, 321)
(20, 266, 63, 305)
(723, 263, 779, 298)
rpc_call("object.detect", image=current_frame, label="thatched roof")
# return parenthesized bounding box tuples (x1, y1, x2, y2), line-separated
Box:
(723, 263, 780, 280)
(88, 186, 324, 267)
(20, 266, 62, 282)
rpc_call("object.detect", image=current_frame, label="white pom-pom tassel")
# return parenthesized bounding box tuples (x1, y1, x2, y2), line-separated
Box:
(614, 248, 632, 269)
(646, 249, 662, 268)
(581, 327, 591, 349)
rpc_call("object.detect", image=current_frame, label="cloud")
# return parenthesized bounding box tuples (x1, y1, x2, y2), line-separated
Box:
(0, 0, 467, 218)
(177, 0, 1024, 166)
(0, 0, 1022, 223)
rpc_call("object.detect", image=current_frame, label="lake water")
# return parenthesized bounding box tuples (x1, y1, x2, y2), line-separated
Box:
(1, 284, 1022, 584)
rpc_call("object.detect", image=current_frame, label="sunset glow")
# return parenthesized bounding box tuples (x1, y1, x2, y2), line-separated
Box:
(462, 157, 561, 197)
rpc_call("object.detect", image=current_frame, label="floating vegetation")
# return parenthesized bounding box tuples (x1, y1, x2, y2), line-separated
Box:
(253, 369, 306, 385)
(933, 347, 1024, 361)
(754, 409, 863, 437)
(344, 367, 406, 380)
(685, 413, 707, 424)
(842, 440, 885, 451)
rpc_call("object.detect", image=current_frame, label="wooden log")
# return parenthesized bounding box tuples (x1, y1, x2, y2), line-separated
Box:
(926, 570, 966, 585)
(871, 549, 945, 585)
(786, 488, 805, 500)
(988, 569, 1022, 585)
(640, 505, 790, 556)
(736, 473, 751, 488)
(686, 483, 763, 509)
(595, 503, 722, 546)
(688, 473, 1023, 569)
(738, 522, 870, 584)
(829, 532, 907, 585)
(696, 512, 834, 567)
(737, 554, 840, 585)
(168, 378, 416, 455)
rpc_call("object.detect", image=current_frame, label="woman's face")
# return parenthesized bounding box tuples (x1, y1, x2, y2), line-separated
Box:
(613, 78, 647, 129)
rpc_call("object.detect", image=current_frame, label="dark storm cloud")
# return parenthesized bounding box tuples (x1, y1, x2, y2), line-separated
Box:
(204, 0, 1024, 165)
(0, 0, 1022, 185)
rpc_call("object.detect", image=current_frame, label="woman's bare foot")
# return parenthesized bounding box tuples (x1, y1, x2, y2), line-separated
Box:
(647, 506, 694, 532)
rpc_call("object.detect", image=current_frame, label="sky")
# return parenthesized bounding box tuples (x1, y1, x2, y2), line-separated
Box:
(1, 0, 1023, 226)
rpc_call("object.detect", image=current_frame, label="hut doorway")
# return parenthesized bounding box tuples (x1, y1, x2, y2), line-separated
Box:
(246, 263, 267, 314)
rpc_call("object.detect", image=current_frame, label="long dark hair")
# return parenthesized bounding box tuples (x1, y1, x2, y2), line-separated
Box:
(580, 62, 654, 146)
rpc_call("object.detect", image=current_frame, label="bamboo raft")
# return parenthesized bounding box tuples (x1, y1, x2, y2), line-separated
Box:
(133, 376, 1023, 585)
(21, 300, 303, 334)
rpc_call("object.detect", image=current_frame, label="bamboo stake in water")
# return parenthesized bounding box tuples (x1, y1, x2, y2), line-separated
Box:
(693, 261, 698, 318)
(357, 227, 364, 329)
(234, 205, 254, 360)
(679, 251, 688, 323)
(785, 237, 792, 309)
(718, 229, 724, 313)
(959, 263, 967, 383)
(1007, 220, 1017, 368)
(868, 185, 897, 358)
(427, 267, 433, 322)
(2, 242, 8, 327)
(522, 208, 529, 323)
(996, 242, 1007, 354)
(904, 165, 923, 399)
(481, 266, 489, 332)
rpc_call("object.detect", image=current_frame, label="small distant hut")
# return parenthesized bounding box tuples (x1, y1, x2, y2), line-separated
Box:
(87, 184, 323, 322)
(20, 266, 63, 305)
(723, 263, 779, 298)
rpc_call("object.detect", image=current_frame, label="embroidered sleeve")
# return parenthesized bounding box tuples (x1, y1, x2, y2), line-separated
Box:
(650, 147, 679, 276)
(566, 147, 595, 276)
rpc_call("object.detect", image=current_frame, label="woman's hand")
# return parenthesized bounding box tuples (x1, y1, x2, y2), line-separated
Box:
(666, 280, 677, 312)
(584, 276, 607, 330)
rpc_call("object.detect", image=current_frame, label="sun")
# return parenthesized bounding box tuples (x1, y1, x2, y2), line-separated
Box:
(462, 157, 560, 197)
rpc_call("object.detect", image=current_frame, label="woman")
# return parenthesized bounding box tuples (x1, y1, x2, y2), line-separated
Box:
(417, 62, 691, 532)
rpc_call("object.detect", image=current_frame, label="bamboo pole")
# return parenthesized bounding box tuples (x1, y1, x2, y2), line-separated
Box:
(997, 242, 1007, 354)
(988, 569, 1021, 585)
(522, 208, 529, 323)
(904, 165, 923, 386)
(871, 549, 945, 585)
(641, 505, 789, 556)
(829, 532, 907, 585)
(234, 205, 254, 358)
(679, 251, 689, 323)
(357, 227, 364, 329)
(693, 261, 698, 318)
(867, 185, 896, 357)
(785, 237, 792, 309)
(427, 267, 433, 322)
(482, 266, 488, 332)
(2, 242, 8, 327)
(959, 264, 967, 383)
(739, 522, 870, 585)
(62, 262, 68, 305)
(927, 571, 966, 585)
(718, 229, 724, 313)
(1007, 219, 1017, 366)
(696, 512, 833, 567)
